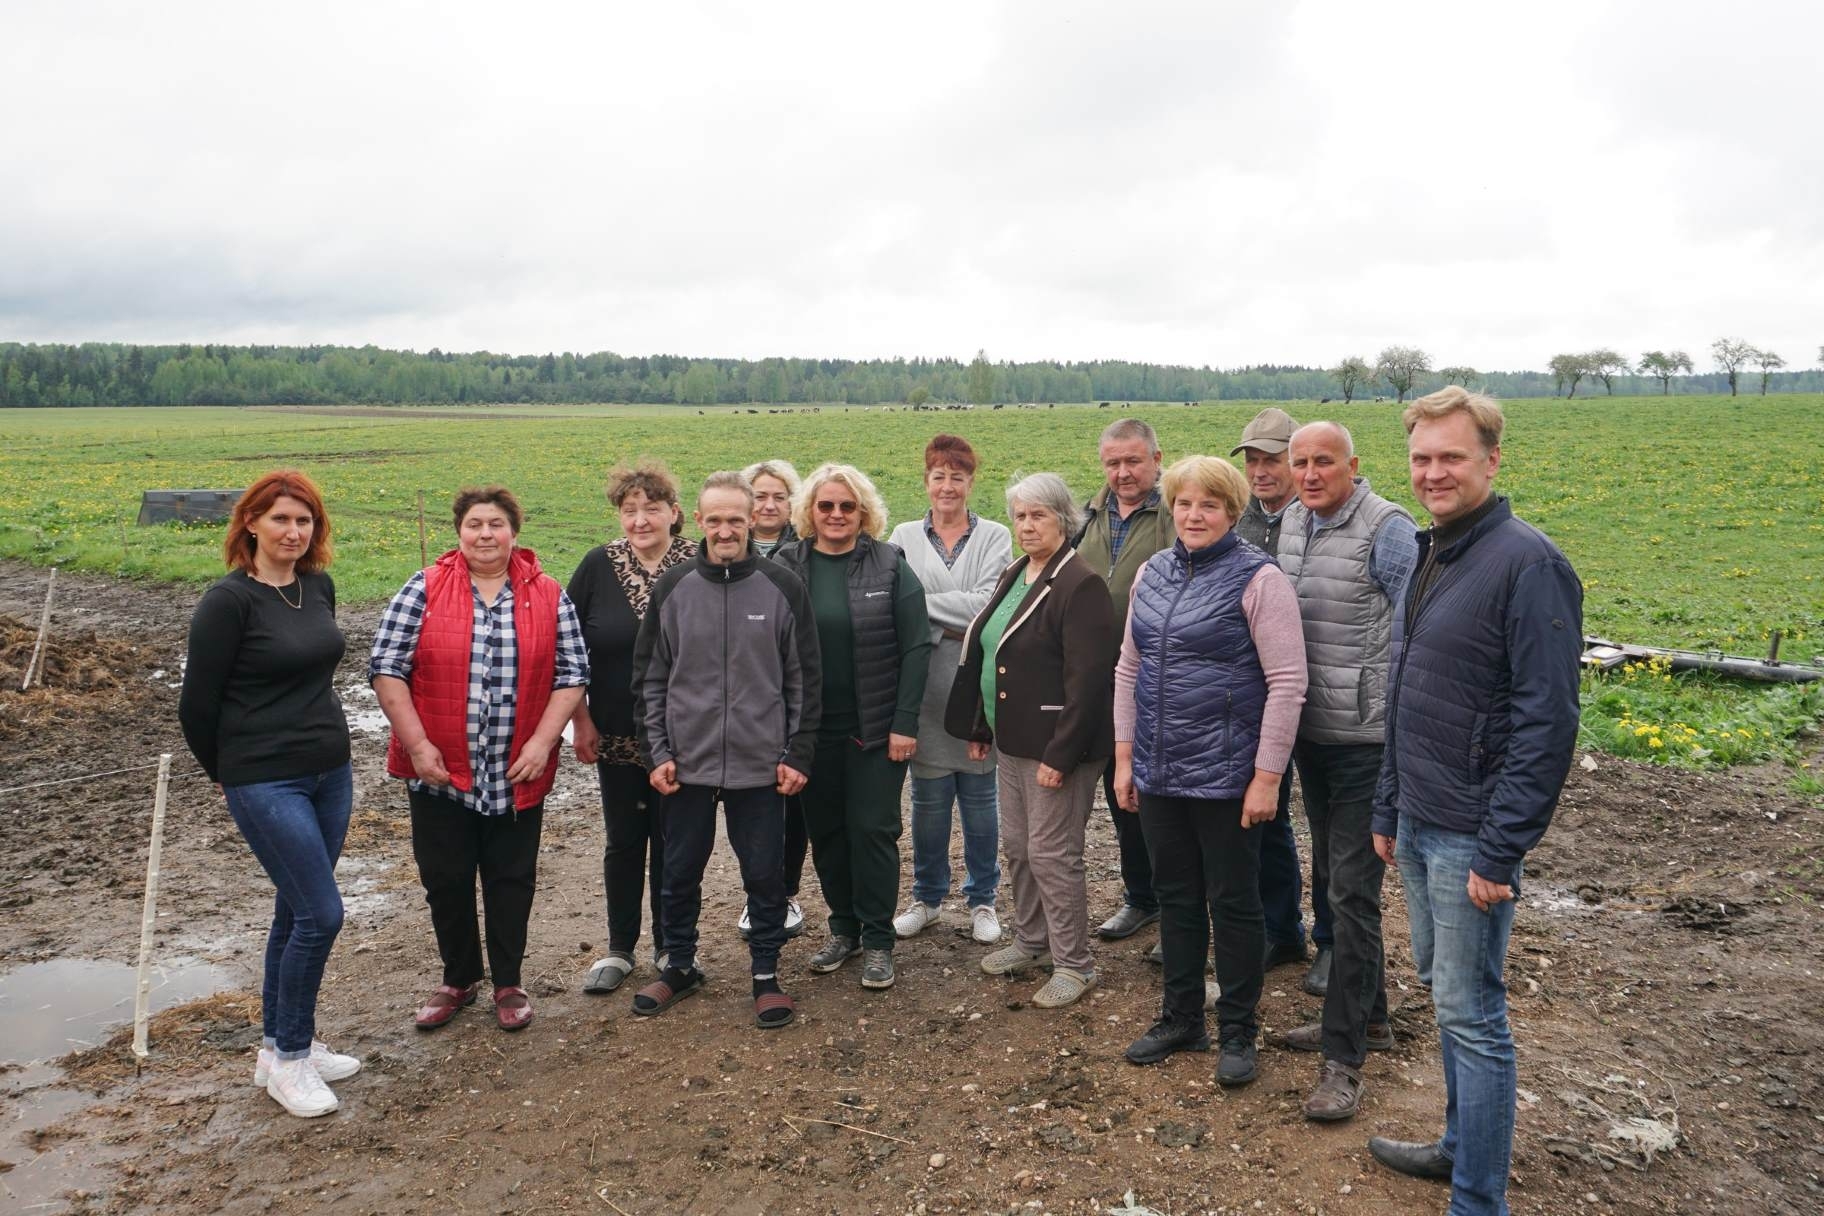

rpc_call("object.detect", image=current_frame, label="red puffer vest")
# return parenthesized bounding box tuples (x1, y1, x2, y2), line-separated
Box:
(385, 546, 562, 811)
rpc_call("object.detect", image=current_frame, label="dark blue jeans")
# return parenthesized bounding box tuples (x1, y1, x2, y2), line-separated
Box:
(1397, 814, 1520, 1216)
(661, 784, 788, 976)
(223, 765, 353, 1059)
(1257, 775, 1309, 948)
(1294, 741, 1389, 1066)
(909, 770, 1000, 908)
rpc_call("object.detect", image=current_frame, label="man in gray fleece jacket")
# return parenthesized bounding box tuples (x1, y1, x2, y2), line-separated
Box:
(630, 471, 822, 1027)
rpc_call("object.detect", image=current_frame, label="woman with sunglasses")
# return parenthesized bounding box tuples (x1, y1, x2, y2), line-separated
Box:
(774, 464, 931, 991)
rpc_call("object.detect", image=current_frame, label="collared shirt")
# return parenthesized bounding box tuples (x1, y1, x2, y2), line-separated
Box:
(370, 571, 589, 815)
(922, 510, 979, 570)
(1304, 503, 1422, 604)
(1105, 488, 1162, 572)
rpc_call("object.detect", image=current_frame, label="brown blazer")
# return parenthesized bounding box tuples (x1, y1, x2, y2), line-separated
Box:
(945, 545, 1116, 772)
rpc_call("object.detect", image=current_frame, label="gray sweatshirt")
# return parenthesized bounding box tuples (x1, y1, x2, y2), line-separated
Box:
(633, 544, 822, 788)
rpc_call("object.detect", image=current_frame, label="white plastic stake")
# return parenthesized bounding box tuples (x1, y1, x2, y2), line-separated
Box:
(132, 753, 173, 1059)
(20, 567, 56, 691)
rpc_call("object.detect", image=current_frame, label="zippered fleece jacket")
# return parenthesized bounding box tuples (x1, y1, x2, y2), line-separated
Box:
(633, 543, 822, 789)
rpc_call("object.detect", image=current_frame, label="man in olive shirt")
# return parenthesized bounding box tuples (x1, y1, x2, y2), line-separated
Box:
(1075, 418, 1175, 942)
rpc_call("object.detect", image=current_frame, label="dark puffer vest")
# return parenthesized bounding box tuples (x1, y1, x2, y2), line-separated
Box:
(1129, 532, 1272, 799)
(775, 534, 904, 749)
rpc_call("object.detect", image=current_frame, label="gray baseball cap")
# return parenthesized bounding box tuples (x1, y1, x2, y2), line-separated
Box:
(1229, 407, 1299, 456)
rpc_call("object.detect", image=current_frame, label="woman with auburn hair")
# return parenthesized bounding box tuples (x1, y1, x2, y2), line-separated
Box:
(886, 435, 1013, 944)
(371, 486, 590, 1033)
(774, 463, 931, 991)
(179, 470, 359, 1118)
(1113, 455, 1307, 1088)
(567, 460, 695, 995)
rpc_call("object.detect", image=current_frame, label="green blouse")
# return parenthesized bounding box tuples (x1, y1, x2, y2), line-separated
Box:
(978, 573, 1034, 731)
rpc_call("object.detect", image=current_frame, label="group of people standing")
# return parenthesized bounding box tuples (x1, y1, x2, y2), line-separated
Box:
(180, 387, 1582, 1216)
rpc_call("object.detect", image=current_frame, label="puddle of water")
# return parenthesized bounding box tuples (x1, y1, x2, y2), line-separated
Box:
(0, 957, 238, 1066)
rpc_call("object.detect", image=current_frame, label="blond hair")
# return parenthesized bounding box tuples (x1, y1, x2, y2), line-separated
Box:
(1404, 385, 1504, 452)
(1161, 455, 1248, 523)
(793, 463, 890, 540)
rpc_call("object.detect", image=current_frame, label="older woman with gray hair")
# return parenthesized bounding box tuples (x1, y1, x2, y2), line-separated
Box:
(946, 473, 1116, 1008)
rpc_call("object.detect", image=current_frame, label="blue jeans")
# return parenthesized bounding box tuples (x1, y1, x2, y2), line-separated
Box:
(1397, 814, 1520, 1216)
(909, 771, 1000, 908)
(1257, 776, 1307, 948)
(223, 766, 353, 1059)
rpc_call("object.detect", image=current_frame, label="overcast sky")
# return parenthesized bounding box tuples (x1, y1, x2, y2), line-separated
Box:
(3, 1, 1818, 370)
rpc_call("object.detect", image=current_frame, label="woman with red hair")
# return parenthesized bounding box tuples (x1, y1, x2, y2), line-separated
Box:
(179, 470, 358, 1119)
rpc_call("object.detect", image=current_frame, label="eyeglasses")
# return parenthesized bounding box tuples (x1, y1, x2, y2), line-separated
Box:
(815, 500, 859, 515)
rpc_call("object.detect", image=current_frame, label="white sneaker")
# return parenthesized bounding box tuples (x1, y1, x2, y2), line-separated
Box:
(893, 902, 941, 938)
(254, 1041, 362, 1086)
(970, 905, 1002, 944)
(785, 899, 805, 938)
(264, 1056, 339, 1118)
(737, 903, 752, 940)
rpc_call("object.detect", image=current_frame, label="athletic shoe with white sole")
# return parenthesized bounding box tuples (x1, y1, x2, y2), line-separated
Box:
(970, 905, 1002, 944)
(892, 902, 941, 938)
(254, 1041, 361, 1086)
(264, 1056, 339, 1118)
(785, 899, 805, 938)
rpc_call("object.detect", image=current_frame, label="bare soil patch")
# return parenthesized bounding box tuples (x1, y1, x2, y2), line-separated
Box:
(0, 559, 1819, 1215)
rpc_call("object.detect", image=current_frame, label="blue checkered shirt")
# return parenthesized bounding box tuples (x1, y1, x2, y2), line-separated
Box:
(369, 570, 589, 815)
(1106, 488, 1162, 571)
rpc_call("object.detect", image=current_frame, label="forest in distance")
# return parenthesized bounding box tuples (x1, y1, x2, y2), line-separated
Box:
(4, 340, 1822, 410)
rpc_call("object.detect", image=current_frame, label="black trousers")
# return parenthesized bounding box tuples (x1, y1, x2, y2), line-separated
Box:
(1294, 740, 1390, 1067)
(801, 740, 907, 950)
(1139, 792, 1264, 1043)
(1102, 758, 1157, 913)
(783, 794, 808, 898)
(596, 761, 664, 955)
(409, 789, 543, 989)
(660, 784, 789, 975)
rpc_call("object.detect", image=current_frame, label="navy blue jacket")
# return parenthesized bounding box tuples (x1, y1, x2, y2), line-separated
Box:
(1130, 533, 1273, 800)
(1371, 497, 1583, 882)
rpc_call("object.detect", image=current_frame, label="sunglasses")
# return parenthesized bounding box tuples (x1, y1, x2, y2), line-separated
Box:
(815, 500, 859, 515)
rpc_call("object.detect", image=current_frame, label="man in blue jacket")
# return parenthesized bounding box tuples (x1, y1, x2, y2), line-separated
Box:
(1367, 386, 1583, 1216)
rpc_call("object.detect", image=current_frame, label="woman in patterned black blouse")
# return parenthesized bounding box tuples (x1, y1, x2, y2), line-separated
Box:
(567, 460, 696, 994)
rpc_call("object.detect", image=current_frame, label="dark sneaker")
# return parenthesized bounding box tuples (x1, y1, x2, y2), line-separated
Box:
(808, 935, 862, 973)
(1302, 946, 1332, 997)
(1367, 1136, 1454, 1181)
(1217, 1039, 1258, 1088)
(1281, 1021, 1395, 1053)
(1302, 1059, 1364, 1121)
(1097, 904, 1160, 940)
(860, 948, 895, 989)
(1124, 1018, 1211, 1065)
(1262, 937, 1308, 970)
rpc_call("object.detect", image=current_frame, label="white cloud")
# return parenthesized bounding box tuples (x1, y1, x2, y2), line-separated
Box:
(1, 0, 1818, 371)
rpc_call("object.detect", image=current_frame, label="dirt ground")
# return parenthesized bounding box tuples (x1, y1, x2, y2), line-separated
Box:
(1, 560, 1819, 1216)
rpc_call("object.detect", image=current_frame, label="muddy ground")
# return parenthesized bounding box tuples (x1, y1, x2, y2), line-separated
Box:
(0, 560, 1819, 1216)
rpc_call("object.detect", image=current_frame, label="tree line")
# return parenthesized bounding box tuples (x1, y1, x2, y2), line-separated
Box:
(1540, 340, 1807, 399)
(1, 340, 1819, 408)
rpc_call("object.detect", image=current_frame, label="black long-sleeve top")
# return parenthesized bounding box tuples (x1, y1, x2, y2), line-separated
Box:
(178, 570, 352, 786)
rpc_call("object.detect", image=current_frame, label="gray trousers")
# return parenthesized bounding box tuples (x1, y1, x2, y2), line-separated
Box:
(997, 753, 1098, 972)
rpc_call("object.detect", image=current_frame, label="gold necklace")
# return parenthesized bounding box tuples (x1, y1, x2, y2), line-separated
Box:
(256, 571, 303, 609)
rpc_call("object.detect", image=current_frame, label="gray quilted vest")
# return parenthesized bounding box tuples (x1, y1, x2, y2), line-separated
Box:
(1278, 479, 1411, 744)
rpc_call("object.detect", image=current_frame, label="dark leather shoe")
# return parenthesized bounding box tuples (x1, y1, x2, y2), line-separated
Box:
(1367, 1136, 1454, 1181)
(1216, 1039, 1258, 1087)
(1097, 904, 1160, 940)
(1262, 937, 1308, 970)
(1302, 1060, 1363, 1121)
(1124, 1018, 1211, 1065)
(1302, 946, 1332, 996)
(1281, 1021, 1394, 1053)
(414, 981, 481, 1030)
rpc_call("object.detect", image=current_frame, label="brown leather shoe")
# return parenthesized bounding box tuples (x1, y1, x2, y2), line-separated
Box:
(414, 981, 481, 1030)
(493, 986, 534, 1031)
(1302, 1059, 1364, 1121)
(1280, 1021, 1394, 1053)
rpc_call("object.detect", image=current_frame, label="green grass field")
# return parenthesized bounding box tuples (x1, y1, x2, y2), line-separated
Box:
(6, 396, 1822, 772)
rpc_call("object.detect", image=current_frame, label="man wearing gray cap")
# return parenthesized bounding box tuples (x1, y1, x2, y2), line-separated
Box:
(1231, 407, 1327, 990)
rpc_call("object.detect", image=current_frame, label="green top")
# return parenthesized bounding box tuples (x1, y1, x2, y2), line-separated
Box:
(978, 573, 1035, 731)
(809, 548, 859, 740)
